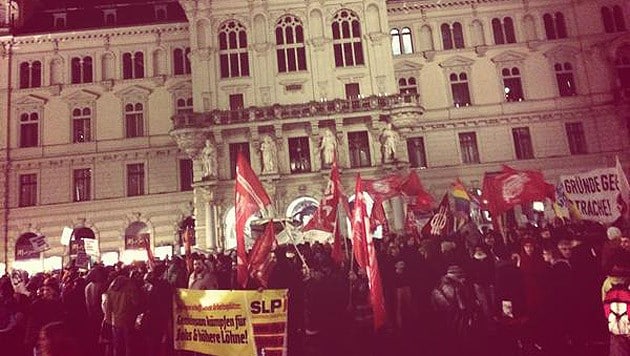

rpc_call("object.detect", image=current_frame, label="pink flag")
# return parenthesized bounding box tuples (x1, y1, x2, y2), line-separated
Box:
(235, 153, 273, 288)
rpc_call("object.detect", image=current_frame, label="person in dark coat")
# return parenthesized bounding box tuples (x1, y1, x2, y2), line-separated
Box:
(25, 278, 66, 354)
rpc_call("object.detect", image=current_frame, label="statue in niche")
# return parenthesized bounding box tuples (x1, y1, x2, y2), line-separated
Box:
(201, 139, 217, 179)
(260, 135, 278, 174)
(380, 123, 399, 163)
(319, 128, 337, 167)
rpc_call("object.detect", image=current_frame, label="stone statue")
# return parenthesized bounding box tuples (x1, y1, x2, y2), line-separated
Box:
(260, 135, 278, 174)
(201, 139, 217, 178)
(319, 128, 337, 167)
(380, 123, 398, 163)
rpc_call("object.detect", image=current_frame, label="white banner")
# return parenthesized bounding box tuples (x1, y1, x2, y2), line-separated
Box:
(559, 166, 626, 224)
(83, 238, 99, 256)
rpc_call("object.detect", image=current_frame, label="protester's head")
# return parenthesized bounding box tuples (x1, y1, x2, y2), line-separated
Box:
(607, 226, 622, 241)
(192, 258, 206, 274)
(472, 245, 488, 260)
(557, 239, 572, 259)
(39, 278, 59, 300)
(446, 265, 466, 283)
(394, 260, 405, 275)
(0, 275, 14, 299)
(38, 321, 83, 356)
(621, 232, 630, 252)
(521, 238, 536, 257)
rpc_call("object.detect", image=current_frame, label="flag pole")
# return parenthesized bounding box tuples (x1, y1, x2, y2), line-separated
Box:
(281, 220, 310, 273)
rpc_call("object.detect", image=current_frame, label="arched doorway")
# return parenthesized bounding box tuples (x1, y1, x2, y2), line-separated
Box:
(13, 232, 42, 274)
(286, 196, 319, 227)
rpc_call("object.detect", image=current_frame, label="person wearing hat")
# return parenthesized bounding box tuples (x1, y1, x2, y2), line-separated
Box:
(602, 226, 624, 274)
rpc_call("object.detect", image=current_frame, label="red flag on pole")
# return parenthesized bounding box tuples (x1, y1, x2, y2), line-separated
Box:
(401, 171, 434, 211)
(351, 174, 387, 330)
(247, 222, 276, 288)
(235, 152, 274, 288)
(481, 165, 555, 217)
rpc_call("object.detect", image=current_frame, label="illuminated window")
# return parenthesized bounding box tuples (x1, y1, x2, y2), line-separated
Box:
(72, 107, 92, 143)
(502, 67, 524, 102)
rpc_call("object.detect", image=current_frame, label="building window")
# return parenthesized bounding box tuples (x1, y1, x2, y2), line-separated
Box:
(19, 61, 42, 89)
(502, 67, 524, 102)
(332, 10, 364, 67)
(127, 163, 145, 197)
(122, 52, 144, 79)
(348, 131, 371, 168)
(176, 97, 193, 114)
(345, 83, 360, 99)
(543, 12, 568, 40)
(103, 10, 117, 25)
(72, 107, 91, 143)
(555, 62, 577, 97)
(124, 103, 144, 138)
(218, 20, 250, 78)
(512, 127, 534, 159)
(450, 72, 471, 107)
(276, 15, 307, 73)
(19, 112, 39, 148)
(155, 5, 167, 21)
(173, 47, 191, 75)
(53, 13, 66, 28)
(617, 49, 630, 89)
(565, 122, 587, 155)
(288, 137, 311, 173)
(398, 77, 418, 95)
(179, 159, 193, 191)
(602, 6, 626, 33)
(492, 17, 516, 45)
(229, 94, 244, 111)
(441, 22, 465, 50)
(391, 27, 413, 55)
(229, 142, 250, 179)
(19, 174, 37, 207)
(73, 168, 91, 202)
(407, 137, 427, 168)
(459, 132, 480, 164)
(71, 56, 93, 84)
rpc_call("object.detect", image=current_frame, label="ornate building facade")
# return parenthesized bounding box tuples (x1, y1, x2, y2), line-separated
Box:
(0, 0, 629, 272)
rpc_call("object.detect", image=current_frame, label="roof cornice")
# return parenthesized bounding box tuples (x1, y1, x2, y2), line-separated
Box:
(387, 0, 516, 13)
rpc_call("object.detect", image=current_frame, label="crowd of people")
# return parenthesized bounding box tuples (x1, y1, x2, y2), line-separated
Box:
(0, 218, 628, 356)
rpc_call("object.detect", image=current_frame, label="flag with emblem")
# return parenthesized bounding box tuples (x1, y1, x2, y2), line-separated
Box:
(421, 194, 453, 239)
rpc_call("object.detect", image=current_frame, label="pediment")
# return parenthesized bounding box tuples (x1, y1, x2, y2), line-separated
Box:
(114, 84, 153, 99)
(63, 89, 100, 103)
(14, 94, 48, 106)
(394, 60, 423, 72)
(167, 80, 192, 93)
(543, 45, 580, 60)
(439, 55, 475, 68)
(491, 50, 527, 64)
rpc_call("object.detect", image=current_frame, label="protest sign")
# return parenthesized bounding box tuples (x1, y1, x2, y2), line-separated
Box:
(559, 166, 627, 224)
(173, 289, 288, 356)
(29, 234, 49, 253)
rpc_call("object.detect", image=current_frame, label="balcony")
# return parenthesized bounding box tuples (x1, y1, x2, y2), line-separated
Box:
(171, 93, 423, 129)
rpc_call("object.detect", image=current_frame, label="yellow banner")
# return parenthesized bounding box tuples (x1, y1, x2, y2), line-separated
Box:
(173, 289, 288, 356)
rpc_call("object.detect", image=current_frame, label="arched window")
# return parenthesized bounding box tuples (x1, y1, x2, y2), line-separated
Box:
(402, 27, 413, 54)
(124, 103, 144, 138)
(613, 5, 627, 31)
(332, 10, 364, 67)
(615, 47, 630, 89)
(502, 67, 524, 102)
(19, 61, 42, 88)
(71, 56, 93, 84)
(173, 47, 191, 75)
(398, 77, 418, 95)
(176, 97, 193, 114)
(72, 107, 91, 143)
(543, 12, 568, 40)
(391, 28, 401, 55)
(555, 62, 577, 97)
(219, 20, 250, 78)
(450, 72, 471, 107)
(492, 17, 517, 45)
(602, 6, 626, 32)
(20, 112, 39, 147)
(441, 22, 464, 50)
(275, 15, 307, 72)
(602, 6, 615, 32)
(122, 52, 144, 79)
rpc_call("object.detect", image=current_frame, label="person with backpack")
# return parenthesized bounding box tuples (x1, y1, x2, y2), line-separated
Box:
(602, 248, 630, 356)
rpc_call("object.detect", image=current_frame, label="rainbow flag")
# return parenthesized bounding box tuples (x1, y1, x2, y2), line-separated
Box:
(451, 179, 471, 214)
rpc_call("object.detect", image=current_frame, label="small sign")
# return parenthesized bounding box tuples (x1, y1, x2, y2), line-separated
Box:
(29, 235, 50, 253)
(60, 227, 73, 246)
(83, 238, 99, 256)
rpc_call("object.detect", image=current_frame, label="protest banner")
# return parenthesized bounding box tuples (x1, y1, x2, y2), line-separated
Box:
(29, 234, 49, 253)
(173, 288, 288, 356)
(559, 166, 627, 224)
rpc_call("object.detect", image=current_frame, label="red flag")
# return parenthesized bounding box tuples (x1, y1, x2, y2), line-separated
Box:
(352, 175, 369, 269)
(247, 222, 276, 288)
(404, 208, 420, 239)
(401, 171, 434, 211)
(421, 194, 453, 239)
(362, 174, 405, 202)
(331, 218, 343, 265)
(481, 165, 555, 217)
(142, 234, 156, 271)
(352, 174, 387, 330)
(235, 153, 273, 288)
(304, 160, 346, 232)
